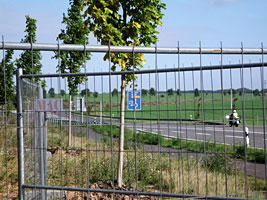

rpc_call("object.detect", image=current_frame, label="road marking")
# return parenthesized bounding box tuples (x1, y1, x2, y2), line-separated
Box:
(196, 133, 211, 136)
(171, 131, 185, 133)
(225, 135, 243, 139)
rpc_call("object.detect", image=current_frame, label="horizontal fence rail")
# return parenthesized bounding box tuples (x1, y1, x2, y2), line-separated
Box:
(20, 62, 267, 78)
(1, 42, 267, 54)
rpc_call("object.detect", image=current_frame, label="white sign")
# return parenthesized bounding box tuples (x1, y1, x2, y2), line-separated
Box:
(75, 97, 86, 111)
(34, 99, 62, 112)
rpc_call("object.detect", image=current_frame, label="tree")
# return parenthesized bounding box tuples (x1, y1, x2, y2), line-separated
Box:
(194, 88, 200, 97)
(60, 89, 66, 96)
(16, 16, 42, 83)
(167, 88, 174, 96)
(232, 89, 237, 97)
(149, 88, 156, 96)
(55, 0, 91, 146)
(0, 50, 15, 114)
(83, 0, 166, 187)
(112, 88, 118, 97)
(239, 89, 243, 96)
(48, 88, 56, 97)
(253, 89, 260, 96)
(141, 89, 148, 96)
(195, 97, 201, 120)
(81, 88, 90, 97)
(176, 89, 181, 96)
(93, 91, 98, 98)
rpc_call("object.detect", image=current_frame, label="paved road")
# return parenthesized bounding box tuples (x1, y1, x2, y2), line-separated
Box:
(125, 123, 267, 150)
(47, 112, 267, 149)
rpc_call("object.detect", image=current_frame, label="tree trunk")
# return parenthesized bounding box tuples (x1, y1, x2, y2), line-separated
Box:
(117, 75, 127, 187)
(68, 94, 72, 146)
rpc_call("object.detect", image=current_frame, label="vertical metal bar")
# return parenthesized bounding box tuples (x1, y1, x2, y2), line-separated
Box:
(220, 41, 228, 198)
(37, 82, 46, 200)
(260, 42, 267, 199)
(17, 68, 25, 200)
(209, 66, 217, 195)
(240, 42, 248, 198)
(2, 35, 9, 200)
(177, 41, 185, 197)
(192, 65, 200, 194)
(199, 41, 208, 197)
(249, 63, 257, 195)
(155, 43, 163, 198)
(108, 41, 115, 194)
(132, 46, 139, 190)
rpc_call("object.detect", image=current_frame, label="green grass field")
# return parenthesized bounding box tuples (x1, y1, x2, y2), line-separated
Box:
(48, 92, 267, 126)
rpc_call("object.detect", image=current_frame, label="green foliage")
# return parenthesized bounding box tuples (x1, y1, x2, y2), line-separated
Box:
(93, 91, 98, 98)
(232, 89, 237, 96)
(149, 88, 156, 96)
(253, 89, 260, 96)
(48, 88, 56, 98)
(83, 0, 166, 83)
(112, 88, 118, 97)
(195, 97, 201, 120)
(194, 88, 199, 97)
(167, 88, 174, 96)
(60, 89, 66, 96)
(141, 89, 148, 96)
(176, 89, 182, 96)
(16, 15, 43, 83)
(81, 88, 90, 97)
(239, 89, 243, 96)
(0, 49, 16, 113)
(104, 103, 110, 112)
(55, 0, 91, 95)
(201, 153, 233, 174)
(233, 97, 238, 110)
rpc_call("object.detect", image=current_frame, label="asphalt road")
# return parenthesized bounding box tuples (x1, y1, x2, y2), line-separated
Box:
(47, 112, 267, 149)
(125, 123, 267, 150)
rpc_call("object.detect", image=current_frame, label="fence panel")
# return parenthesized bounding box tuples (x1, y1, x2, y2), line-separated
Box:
(1, 41, 267, 199)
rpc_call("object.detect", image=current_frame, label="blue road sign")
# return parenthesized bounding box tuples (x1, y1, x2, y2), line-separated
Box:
(128, 91, 141, 110)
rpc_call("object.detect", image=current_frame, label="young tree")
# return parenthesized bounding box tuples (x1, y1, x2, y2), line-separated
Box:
(194, 88, 200, 97)
(232, 89, 237, 97)
(55, 0, 91, 146)
(48, 88, 56, 97)
(141, 89, 148, 96)
(167, 88, 174, 96)
(176, 89, 182, 96)
(83, 0, 166, 186)
(81, 88, 90, 97)
(16, 16, 42, 82)
(0, 50, 15, 114)
(60, 89, 66, 96)
(112, 88, 118, 97)
(93, 91, 98, 98)
(253, 89, 260, 96)
(149, 88, 156, 96)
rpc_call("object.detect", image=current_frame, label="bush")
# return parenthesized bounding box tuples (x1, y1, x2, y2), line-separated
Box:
(201, 153, 233, 174)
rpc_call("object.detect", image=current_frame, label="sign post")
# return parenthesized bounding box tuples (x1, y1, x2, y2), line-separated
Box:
(128, 91, 141, 110)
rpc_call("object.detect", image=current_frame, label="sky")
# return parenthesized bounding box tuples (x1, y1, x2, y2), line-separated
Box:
(0, 0, 267, 92)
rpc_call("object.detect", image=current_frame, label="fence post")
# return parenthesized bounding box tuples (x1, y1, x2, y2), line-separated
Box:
(16, 68, 25, 200)
(37, 82, 46, 200)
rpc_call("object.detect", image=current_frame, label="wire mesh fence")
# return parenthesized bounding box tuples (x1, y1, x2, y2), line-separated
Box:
(1, 41, 267, 199)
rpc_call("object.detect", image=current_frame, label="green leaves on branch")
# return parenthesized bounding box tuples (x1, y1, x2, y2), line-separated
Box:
(83, 0, 166, 83)
(0, 50, 16, 112)
(55, 0, 91, 95)
(16, 15, 43, 82)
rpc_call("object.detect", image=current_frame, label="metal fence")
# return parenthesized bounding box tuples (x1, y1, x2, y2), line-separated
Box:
(1, 41, 267, 199)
